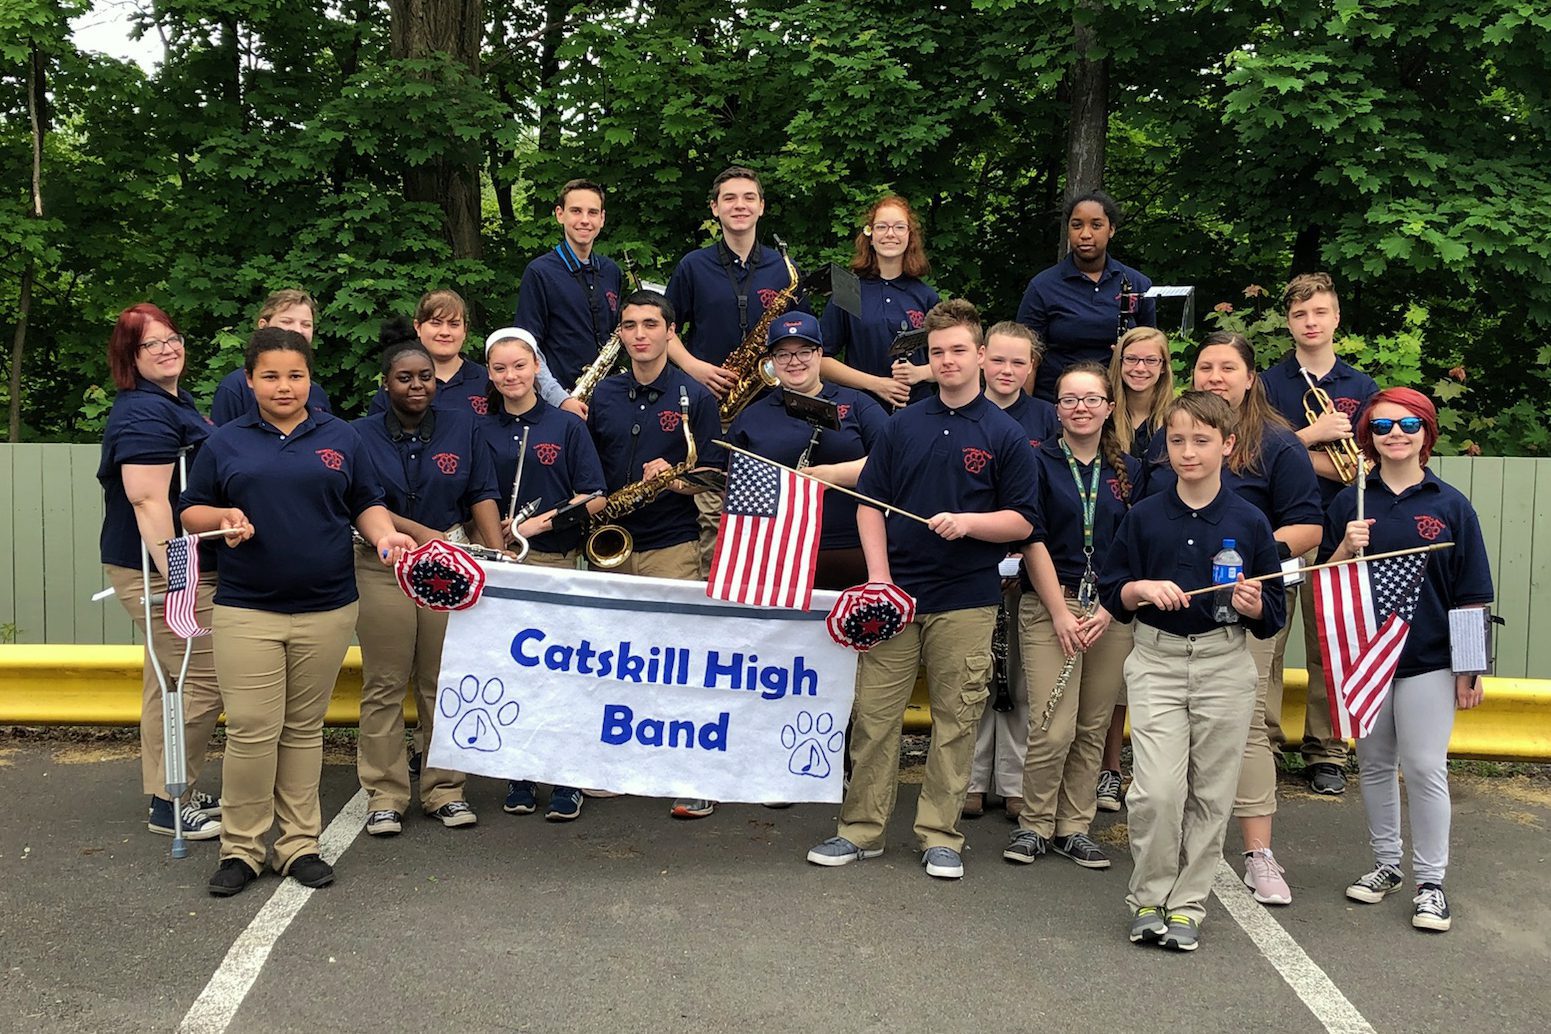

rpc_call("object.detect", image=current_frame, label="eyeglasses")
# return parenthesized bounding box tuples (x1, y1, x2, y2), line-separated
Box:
(139, 335, 185, 355)
(1370, 416, 1424, 435)
(1122, 355, 1163, 368)
(868, 222, 909, 237)
(1057, 394, 1110, 410)
(771, 346, 818, 366)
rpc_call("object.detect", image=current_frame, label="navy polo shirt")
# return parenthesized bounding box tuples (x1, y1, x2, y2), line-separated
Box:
(479, 397, 606, 555)
(856, 393, 1040, 613)
(210, 368, 332, 426)
(665, 241, 810, 366)
(1321, 469, 1494, 679)
(179, 411, 385, 614)
(369, 358, 491, 418)
(999, 393, 1062, 450)
(353, 408, 498, 534)
(1016, 253, 1156, 401)
(818, 275, 939, 405)
(1262, 354, 1379, 505)
(726, 384, 889, 550)
(1027, 439, 1145, 589)
(513, 244, 623, 389)
(98, 379, 215, 570)
(1100, 484, 1285, 638)
(1145, 425, 1322, 532)
(587, 365, 726, 552)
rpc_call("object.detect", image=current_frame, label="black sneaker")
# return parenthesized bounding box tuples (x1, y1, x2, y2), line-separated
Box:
(1412, 883, 1451, 932)
(148, 795, 222, 840)
(504, 780, 537, 815)
(1345, 862, 1404, 903)
(1095, 769, 1124, 812)
(1307, 762, 1346, 795)
(1053, 832, 1111, 869)
(430, 800, 478, 828)
(1002, 829, 1049, 864)
(287, 853, 335, 888)
(189, 789, 222, 817)
(208, 858, 259, 897)
(545, 787, 583, 822)
(365, 809, 403, 837)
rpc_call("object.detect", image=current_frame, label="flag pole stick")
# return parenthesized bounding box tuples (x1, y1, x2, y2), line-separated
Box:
(715, 440, 934, 526)
(1175, 542, 1452, 599)
(158, 527, 245, 546)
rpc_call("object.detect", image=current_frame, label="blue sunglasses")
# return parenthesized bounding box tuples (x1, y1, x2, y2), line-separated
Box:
(1370, 416, 1424, 435)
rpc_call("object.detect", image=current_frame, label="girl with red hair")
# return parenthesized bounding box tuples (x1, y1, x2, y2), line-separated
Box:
(1323, 387, 1494, 932)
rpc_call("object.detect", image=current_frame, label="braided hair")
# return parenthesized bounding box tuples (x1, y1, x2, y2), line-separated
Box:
(1057, 361, 1131, 505)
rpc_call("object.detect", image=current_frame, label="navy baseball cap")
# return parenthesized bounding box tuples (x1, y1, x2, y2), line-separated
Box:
(766, 311, 823, 350)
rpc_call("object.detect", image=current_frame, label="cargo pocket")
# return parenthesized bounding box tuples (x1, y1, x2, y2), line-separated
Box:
(959, 651, 993, 720)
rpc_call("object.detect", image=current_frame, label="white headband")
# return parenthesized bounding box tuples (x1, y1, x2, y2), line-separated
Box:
(485, 326, 539, 358)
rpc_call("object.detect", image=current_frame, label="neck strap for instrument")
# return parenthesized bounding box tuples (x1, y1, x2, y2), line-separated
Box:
(716, 237, 760, 337)
(556, 240, 607, 347)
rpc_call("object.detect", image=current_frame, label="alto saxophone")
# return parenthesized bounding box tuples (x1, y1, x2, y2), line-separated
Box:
(717, 237, 800, 423)
(584, 386, 698, 569)
(571, 251, 644, 405)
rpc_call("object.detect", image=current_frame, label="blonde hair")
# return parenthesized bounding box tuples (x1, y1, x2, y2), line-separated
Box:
(416, 288, 467, 324)
(256, 289, 316, 325)
(1282, 272, 1339, 311)
(985, 320, 1044, 363)
(1109, 326, 1173, 449)
(923, 298, 983, 347)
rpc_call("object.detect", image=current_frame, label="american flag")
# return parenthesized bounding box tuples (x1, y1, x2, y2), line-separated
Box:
(707, 452, 824, 610)
(1313, 551, 1429, 738)
(163, 535, 211, 639)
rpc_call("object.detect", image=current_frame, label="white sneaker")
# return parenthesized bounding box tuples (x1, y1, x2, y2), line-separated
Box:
(1243, 848, 1292, 905)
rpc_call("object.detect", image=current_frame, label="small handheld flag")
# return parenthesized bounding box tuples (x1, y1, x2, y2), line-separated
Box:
(707, 451, 825, 610)
(1313, 550, 1430, 738)
(163, 535, 211, 639)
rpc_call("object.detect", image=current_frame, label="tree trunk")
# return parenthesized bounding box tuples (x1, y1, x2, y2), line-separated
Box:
(1062, 3, 1108, 260)
(388, 0, 486, 260)
(1290, 222, 1323, 277)
(532, 0, 567, 219)
(8, 43, 45, 443)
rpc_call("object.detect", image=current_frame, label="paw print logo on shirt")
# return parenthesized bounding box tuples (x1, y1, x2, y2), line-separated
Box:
(837, 404, 851, 420)
(1334, 396, 1360, 416)
(780, 711, 844, 779)
(1414, 514, 1446, 541)
(659, 410, 682, 433)
(440, 675, 519, 753)
(906, 309, 925, 329)
(433, 452, 459, 476)
(534, 443, 562, 466)
(962, 447, 992, 474)
(468, 395, 489, 416)
(757, 288, 780, 309)
(606, 290, 619, 313)
(315, 448, 344, 471)
(1107, 476, 1125, 501)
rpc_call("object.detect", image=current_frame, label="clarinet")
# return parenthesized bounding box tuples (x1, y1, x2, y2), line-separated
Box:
(1116, 273, 1135, 344)
(990, 600, 1014, 712)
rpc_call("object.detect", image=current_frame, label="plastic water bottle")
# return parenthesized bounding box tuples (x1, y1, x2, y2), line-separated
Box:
(1212, 539, 1244, 624)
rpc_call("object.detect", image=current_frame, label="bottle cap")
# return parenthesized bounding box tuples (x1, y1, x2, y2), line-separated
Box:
(1223, 538, 1236, 550)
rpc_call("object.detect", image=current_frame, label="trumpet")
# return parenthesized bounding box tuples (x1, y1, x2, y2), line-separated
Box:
(584, 386, 698, 568)
(1299, 368, 1363, 484)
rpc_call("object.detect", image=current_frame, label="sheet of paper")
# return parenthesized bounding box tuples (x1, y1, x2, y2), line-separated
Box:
(1449, 607, 1489, 674)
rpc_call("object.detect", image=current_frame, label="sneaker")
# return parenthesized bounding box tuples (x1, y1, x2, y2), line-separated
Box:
(545, 787, 584, 822)
(1003, 829, 1049, 864)
(1307, 762, 1346, 795)
(1054, 832, 1112, 870)
(287, 853, 335, 888)
(670, 798, 716, 819)
(503, 780, 537, 815)
(429, 800, 478, 828)
(1128, 906, 1168, 943)
(148, 796, 221, 840)
(207, 858, 259, 897)
(962, 792, 985, 818)
(1096, 769, 1124, 812)
(582, 788, 620, 799)
(407, 748, 422, 780)
(1003, 796, 1023, 820)
(365, 809, 403, 837)
(922, 846, 964, 879)
(190, 790, 221, 816)
(1412, 883, 1451, 932)
(1346, 863, 1405, 904)
(1242, 848, 1292, 905)
(806, 836, 883, 867)
(1160, 913, 1200, 951)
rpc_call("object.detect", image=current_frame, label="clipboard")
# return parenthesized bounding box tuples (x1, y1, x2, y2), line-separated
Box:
(780, 389, 841, 430)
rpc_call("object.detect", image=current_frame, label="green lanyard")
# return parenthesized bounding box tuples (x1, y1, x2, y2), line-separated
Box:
(1060, 438, 1101, 609)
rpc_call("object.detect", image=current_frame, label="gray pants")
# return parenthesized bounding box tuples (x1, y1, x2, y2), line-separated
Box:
(1355, 667, 1455, 885)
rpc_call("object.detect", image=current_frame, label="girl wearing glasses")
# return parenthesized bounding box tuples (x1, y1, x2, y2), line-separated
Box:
(97, 303, 224, 842)
(1325, 388, 1492, 933)
(818, 195, 940, 410)
(1110, 326, 1175, 459)
(1145, 331, 1322, 907)
(727, 312, 888, 588)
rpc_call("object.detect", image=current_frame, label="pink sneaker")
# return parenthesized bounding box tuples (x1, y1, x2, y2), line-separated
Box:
(1243, 848, 1292, 905)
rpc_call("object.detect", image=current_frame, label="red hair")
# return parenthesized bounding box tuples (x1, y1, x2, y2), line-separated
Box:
(850, 195, 930, 279)
(108, 303, 181, 390)
(1356, 387, 1439, 466)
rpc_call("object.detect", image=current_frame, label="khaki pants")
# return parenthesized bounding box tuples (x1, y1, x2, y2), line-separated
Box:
(613, 540, 700, 581)
(839, 607, 996, 853)
(693, 491, 722, 580)
(214, 602, 356, 875)
(1125, 623, 1257, 925)
(1234, 587, 1296, 818)
(1017, 593, 1132, 838)
(524, 550, 578, 570)
(970, 585, 1027, 798)
(354, 551, 465, 814)
(105, 564, 223, 799)
(1292, 575, 1348, 764)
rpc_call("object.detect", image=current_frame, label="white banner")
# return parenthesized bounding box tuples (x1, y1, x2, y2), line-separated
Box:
(427, 563, 857, 803)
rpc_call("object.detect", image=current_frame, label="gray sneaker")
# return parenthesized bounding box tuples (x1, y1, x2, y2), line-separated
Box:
(922, 846, 964, 879)
(1160, 913, 1200, 951)
(1003, 829, 1049, 864)
(806, 836, 883, 867)
(1053, 832, 1111, 869)
(1128, 906, 1168, 943)
(1346, 862, 1405, 904)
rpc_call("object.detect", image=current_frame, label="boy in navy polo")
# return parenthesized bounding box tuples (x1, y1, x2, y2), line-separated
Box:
(513, 178, 624, 392)
(1260, 273, 1379, 794)
(806, 299, 1039, 881)
(1098, 390, 1285, 951)
(212, 290, 332, 425)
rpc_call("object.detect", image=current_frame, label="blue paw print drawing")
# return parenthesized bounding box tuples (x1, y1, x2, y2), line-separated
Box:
(439, 675, 519, 752)
(780, 710, 844, 779)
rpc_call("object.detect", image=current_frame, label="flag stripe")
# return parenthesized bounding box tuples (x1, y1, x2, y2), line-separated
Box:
(707, 455, 824, 611)
(163, 534, 211, 639)
(1313, 553, 1425, 743)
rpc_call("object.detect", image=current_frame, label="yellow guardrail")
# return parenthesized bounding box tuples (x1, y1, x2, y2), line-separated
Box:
(2, 646, 1548, 761)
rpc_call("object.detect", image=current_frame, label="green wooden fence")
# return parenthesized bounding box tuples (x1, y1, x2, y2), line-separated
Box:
(3, 445, 1547, 676)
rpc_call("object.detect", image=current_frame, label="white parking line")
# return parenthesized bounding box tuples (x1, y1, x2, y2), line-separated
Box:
(178, 790, 368, 1034)
(1213, 859, 1377, 1034)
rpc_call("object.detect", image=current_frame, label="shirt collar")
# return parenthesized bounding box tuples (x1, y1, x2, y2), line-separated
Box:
(131, 376, 194, 407)
(1161, 482, 1230, 525)
(239, 409, 324, 439)
(925, 392, 989, 422)
(1368, 465, 1442, 501)
(555, 239, 594, 274)
(1060, 252, 1119, 282)
(631, 364, 678, 397)
(497, 395, 549, 427)
(384, 406, 437, 442)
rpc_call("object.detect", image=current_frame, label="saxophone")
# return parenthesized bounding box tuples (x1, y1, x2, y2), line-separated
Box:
(570, 252, 643, 404)
(584, 386, 698, 569)
(717, 237, 799, 423)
